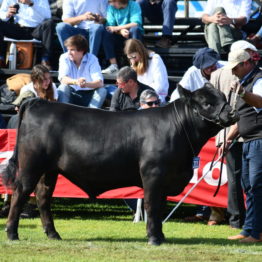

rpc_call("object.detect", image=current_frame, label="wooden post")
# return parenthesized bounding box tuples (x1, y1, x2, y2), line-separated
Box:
(184, 0, 189, 18)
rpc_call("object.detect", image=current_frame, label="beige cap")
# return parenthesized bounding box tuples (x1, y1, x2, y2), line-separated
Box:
(230, 40, 257, 52)
(224, 49, 251, 70)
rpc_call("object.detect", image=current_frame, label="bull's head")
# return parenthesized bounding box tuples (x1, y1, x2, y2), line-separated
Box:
(178, 83, 239, 127)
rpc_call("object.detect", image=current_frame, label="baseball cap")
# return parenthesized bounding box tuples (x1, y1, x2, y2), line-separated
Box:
(12, 90, 35, 106)
(230, 40, 257, 52)
(193, 47, 220, 69)
(224, 49, 251, 70)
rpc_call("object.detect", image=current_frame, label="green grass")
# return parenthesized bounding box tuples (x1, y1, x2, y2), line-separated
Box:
(0, 199, 261, 262)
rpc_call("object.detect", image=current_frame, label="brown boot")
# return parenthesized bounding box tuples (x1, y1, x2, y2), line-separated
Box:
(228, 234, 247, 240)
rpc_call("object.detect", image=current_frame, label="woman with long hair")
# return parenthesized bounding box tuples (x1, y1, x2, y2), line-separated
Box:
(18, 64, 58, 101)
(124, 39, 169, 103)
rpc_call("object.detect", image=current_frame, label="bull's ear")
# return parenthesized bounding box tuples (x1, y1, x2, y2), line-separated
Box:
(177, 84, 192, 103)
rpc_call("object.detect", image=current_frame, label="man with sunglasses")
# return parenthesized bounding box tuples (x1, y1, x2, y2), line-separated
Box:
(139, 89, 160, 109)
(110, 66, 153, 111)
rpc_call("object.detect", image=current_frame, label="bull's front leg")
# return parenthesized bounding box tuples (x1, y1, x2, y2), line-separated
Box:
(143, 179, 166, 246)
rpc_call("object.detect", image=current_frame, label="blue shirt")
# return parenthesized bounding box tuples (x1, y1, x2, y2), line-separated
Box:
(58, 52, 104, 91)
(106, 0, 143, 32)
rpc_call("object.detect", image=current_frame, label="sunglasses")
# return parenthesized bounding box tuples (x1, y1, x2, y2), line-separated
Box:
(144, 100, 160, 106)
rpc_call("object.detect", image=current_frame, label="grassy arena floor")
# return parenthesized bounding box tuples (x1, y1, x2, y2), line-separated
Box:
(0, 199, 261, 262)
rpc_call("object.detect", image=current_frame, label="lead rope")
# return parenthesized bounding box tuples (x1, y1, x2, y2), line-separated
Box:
(231, 82, 241, 112)
(213, 86, 239, 197)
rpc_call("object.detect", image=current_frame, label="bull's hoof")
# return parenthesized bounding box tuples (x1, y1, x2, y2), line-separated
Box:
(148, 236, 164, 246)
(7, 232, 19, 241)
(47, 231, 62, 240)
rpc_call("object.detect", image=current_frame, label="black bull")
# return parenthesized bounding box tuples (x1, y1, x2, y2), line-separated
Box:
(1, 84, 239, 245)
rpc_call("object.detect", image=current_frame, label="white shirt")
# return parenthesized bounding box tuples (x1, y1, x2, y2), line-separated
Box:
(204, 0, 252, 22)
(170, 62, 226, 101)
(0, 0, 51, 27)
(20, 82, 58, 100)
(58, 52, 103, 91)
(137, 52, 169, 103)
(62, 0, 108, 30)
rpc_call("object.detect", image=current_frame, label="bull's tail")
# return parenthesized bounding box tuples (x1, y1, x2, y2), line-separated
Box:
(1, 99, 33, 188)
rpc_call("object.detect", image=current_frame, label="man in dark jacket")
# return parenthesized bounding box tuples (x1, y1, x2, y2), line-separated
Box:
(110, 66, 153, 111)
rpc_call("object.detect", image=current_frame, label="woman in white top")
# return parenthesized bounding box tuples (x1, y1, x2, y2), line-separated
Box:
(19, 64, 58, 101)
(124, 39, 169, 103)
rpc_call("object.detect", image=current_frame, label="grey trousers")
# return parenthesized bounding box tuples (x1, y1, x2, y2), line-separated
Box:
(204, 7, 242, 53)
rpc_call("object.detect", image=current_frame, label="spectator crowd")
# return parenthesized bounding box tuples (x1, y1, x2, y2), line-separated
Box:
(0, 0, 262, 243)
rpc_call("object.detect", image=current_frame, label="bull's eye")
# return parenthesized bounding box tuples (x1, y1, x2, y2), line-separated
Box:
(203, 102, 211, 110)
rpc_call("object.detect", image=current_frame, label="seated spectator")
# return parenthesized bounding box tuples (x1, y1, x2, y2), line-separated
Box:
(139, 89, 160, 109)
(57, 35, 107, 108)
(102, 0, 143, 75)
(137, 0, 178, 48)
(201, 0, 252, 54)
(13, 64, 58, 103)
(170, 47, 222, 101)
(56, 0, 108, 55)
(8, 64, 57, 129)
(110, 66, 153, 111)
(0, 0, 55, 69)
(124, 39, 169, 103)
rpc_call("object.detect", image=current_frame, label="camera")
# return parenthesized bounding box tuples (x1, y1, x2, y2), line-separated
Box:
(12, 3, 20, 14)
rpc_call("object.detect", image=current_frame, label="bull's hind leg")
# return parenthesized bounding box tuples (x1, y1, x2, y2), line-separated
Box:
(35, 172, 61, 240)
(6, 170, 42, 240)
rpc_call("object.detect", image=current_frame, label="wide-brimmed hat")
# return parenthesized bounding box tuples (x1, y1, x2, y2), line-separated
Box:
(224, 49, 251, 70)
(193, 47, 220, 69)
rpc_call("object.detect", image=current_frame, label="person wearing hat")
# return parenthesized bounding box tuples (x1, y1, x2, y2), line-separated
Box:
(201, 0, 252, 54)
(170, 47, 222, 101)
(210, 40, 260, 229)
(222, 49, 262, 243)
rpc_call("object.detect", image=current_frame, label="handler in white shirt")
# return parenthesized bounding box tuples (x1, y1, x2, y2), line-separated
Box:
(56, 0, 108, 55)
(0, 0, 55, 68)
(58, 34, 106, 108)
(170, 47, 222, 101)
